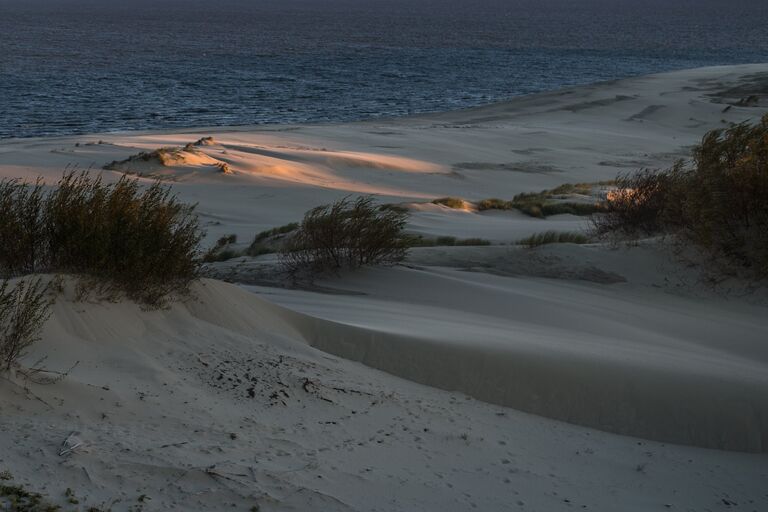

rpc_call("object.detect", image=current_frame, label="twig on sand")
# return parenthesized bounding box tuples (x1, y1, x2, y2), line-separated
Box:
(302, 378, 335, 404)
(18, 358, 80, 385)
(0, 373, 54, 409)
(59, 431, 86, 456)
(158, 441, 190, 449)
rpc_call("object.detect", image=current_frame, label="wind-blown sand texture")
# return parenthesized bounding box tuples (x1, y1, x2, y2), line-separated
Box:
(1, 64, 767, 510)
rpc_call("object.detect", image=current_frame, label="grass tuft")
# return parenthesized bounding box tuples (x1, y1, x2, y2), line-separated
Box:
(518, 231, 589, 248)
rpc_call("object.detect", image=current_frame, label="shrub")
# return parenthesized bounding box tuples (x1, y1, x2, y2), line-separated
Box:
(203, 234, 238, 262)
(592, 168, 676, 238)
(280, 196, 408, 273)
(0, 278, 51, 371)
(510, 192, 604, 218)
(678, 117, 768, 274)
(0, 179, 47, 276)
(477, 198, 513, 211)
(518, 231, 589, 248)
(432, 197, 466, 209)
(252, 223, 300, 244)
(247, 222, 299, 257)
(0, 172, 202, 306)
(594, 115, 768, 276)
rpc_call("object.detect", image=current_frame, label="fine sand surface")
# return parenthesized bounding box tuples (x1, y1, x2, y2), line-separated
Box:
(1, 64, 768, 510)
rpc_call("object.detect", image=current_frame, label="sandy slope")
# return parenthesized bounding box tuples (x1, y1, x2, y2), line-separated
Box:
(246, 245, 768, 452)
(1, 64, 768, 510)
(1, 278, 767, 511)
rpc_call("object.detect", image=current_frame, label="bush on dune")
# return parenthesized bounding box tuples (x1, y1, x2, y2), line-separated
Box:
(280, 196, 409, 273)
(594, 115, 768, 277)
(0, 172, 202, 306)
(0, 277, 51, 371)
(432, 197, 467, 209)
(592, 168, 676, 238)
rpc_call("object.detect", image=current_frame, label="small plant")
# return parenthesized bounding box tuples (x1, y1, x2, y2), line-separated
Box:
(280, 196, 408, 273)
(510, 192, 604, 218)
(0, 482, 60, 512)
(247, 222, 299, 257)
(477, 198, 513, 211)
(251, 223, 300, 244)
(203, 234, 239, 262)
(0, 278, 51, 372)
(518, 231, 589, 248)
(432, 197, 467, 209)
(214, 162, 233, 174)
(64, 488, 79, 505)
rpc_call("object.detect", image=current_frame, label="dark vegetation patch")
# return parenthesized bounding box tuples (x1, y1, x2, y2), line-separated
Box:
(594, 115, 768, 278)
(280, 196, 408, 273)
(432, 197, 467, 209)
(0, 277, 51, 371)
(477, 181, 614, 218)
(405, 235, 491, 247)
(0, 172, 201, 307)
(518, 231, 589, 248)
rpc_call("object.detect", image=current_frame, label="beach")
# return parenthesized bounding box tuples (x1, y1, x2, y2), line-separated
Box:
(1, 64, 767, 511)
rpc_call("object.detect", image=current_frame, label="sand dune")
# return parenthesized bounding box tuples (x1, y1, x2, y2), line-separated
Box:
(247, 245, 768, 453)
(1, 277, 766, 510)
(2, 64, 768, 509)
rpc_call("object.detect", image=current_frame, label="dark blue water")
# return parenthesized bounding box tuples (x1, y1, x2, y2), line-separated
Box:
(1, 0, 767, 139)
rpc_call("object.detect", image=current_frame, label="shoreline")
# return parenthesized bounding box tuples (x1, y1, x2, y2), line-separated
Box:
(3, 62, 766, 144)
(2, 61, 768, 510)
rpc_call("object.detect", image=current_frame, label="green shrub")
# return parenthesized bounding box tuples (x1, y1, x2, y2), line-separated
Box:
(518, 231, 589, 248)
(432, 197, 466, 209)
(477, 198, 513, 211)
(510, 191, 604, 218)
(0, 172, 202, 307)
(280, 196, 409, 273)
(0, 277, 51, 371)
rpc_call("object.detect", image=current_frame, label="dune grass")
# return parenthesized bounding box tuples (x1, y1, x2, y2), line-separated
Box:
(432, 197, 467, 209)
(405, 235, 491, 247)
(518, 231, 590, 248)
(476, 181, 614, 217)
(0, 172, 202, 306)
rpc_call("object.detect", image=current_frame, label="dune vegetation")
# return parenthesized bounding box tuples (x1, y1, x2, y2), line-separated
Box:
(280, 196, 409, 273)
(0, 172, 202, 306)
(518, 231, 590, 248)
(595, 115, 768, 277)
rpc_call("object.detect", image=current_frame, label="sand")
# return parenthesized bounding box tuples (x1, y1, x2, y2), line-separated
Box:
(1, 64, 768, 510)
